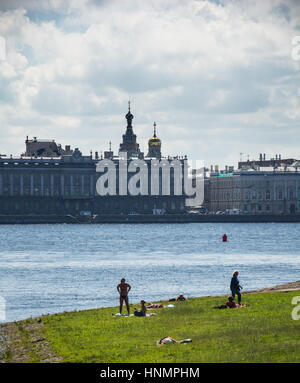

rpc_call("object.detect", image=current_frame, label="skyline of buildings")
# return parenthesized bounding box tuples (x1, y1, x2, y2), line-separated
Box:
(0, 105, 187, 217)
(1, 103, 300, 217)
(1, 101, 298, 174)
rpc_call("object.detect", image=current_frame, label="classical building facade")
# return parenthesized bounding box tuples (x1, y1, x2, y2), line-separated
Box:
(207, 170, 300, 214)
(0, 106, 186, 216)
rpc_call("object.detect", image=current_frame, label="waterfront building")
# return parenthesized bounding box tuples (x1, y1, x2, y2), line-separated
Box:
(207, 166, 300, 214)
(24, 137, 74, 157)
(238, 153, 296, 170)
(0, 106, 186, 216)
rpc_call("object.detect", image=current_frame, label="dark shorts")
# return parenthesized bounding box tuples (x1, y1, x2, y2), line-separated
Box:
(134, 311, 145, 317)
(121, 295, 127, 300)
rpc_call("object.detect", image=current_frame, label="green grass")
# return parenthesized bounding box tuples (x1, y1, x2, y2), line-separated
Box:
(34, 290, 300, 363)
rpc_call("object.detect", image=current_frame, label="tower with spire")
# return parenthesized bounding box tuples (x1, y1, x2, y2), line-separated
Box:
(147, 122, 162, 159)
(119, 101, 142, 158)
(104, 141, 114, 159)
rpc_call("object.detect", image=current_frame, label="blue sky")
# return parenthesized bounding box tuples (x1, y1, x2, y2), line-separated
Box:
(0, 0, 299, 168)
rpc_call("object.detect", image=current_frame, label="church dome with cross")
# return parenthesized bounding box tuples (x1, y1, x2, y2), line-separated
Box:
(147, 122, 162, 159)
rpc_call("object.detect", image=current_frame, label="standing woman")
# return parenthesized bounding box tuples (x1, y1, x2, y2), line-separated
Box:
(230, 270, 243, 305)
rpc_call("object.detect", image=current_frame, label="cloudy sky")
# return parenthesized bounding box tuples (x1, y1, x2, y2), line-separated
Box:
(0, 0, 299, 168)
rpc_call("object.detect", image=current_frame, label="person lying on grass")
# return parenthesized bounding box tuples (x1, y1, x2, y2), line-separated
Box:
(134, 300, 147, 317)
(147, 302, 164, 309)
(157, 337, 192, 346)
(167, 293, 187, 302)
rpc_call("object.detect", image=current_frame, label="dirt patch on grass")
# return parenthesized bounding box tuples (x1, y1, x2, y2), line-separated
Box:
(244, 280, 300, 295)
(1, 318, 63, 363)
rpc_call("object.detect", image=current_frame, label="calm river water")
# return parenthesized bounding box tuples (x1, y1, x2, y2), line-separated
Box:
(0, 223, 300, 322)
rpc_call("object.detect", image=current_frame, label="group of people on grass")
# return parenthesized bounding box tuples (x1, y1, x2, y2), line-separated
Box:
(117, 269, 244, 316)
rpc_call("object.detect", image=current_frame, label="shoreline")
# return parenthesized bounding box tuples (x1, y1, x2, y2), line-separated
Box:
(1, 280, 300, 326)
(2, 213, 300, 224)
(242, 280, 300, 294)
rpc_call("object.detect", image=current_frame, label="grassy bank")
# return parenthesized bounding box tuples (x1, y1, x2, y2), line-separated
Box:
(2, 290, 300, 363)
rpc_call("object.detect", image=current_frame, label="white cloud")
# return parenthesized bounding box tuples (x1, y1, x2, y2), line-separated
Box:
(0, 0, 299, 167)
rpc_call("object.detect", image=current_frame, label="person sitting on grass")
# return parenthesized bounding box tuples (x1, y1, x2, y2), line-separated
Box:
(176, 293, 187, 301)
(213, 296, 246, 309)
(226, 296, 237, 308)
(134, 300, 147, 317)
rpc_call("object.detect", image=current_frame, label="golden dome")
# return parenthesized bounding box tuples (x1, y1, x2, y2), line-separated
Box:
(148, 122, 161, 146)
(148, 136, 161, 145)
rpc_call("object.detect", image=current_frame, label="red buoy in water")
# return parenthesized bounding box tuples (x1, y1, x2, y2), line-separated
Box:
(222, 234, 228, 242)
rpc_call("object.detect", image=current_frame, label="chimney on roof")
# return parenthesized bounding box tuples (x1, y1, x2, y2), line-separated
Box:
(263, 153, 266, 161)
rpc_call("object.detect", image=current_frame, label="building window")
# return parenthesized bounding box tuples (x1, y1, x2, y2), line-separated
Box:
(266, 190, 270, 200)
(266, 204, 270, 211)
(278, 190, 283, 200)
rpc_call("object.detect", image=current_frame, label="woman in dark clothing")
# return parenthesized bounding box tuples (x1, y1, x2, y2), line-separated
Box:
(134, 300, 147, 317)
(230, 270, 243, 305)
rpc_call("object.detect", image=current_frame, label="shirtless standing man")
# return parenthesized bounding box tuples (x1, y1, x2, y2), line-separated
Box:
(117, 278, 131, 315)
